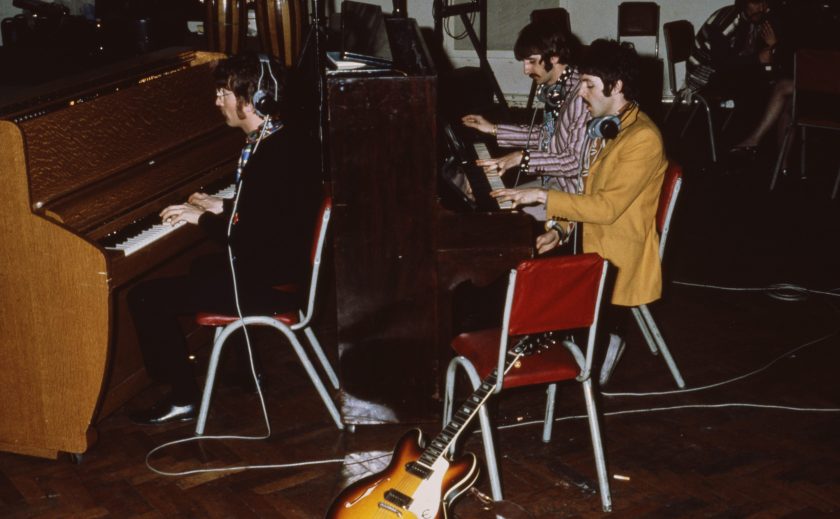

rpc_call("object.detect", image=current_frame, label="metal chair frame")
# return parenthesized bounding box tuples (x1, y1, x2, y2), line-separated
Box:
(631, 163, 685, 388)
(617, 2, 660, 58)
(769, 49, 840, 199)
(443, 254, 612, 512)
(194, 198, 343, 434)
(663, 20, 734, 163)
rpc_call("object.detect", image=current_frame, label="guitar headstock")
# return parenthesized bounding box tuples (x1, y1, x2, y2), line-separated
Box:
(509, 331, 562, 357)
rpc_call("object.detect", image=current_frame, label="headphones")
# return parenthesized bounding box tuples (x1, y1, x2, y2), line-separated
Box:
(586, 115, 620, 140)
(536, 82, 565, 112)
(252, 54, 280, 119)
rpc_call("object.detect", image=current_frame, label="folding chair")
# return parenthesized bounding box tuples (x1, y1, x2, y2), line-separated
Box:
(769, 49, 840, 199)
(663, 20, 734, 163)
(193, 196, 343, 433)
(617, 2, 660, 58)
(443, 253, 612, 512)
(630, 162, 685, 388)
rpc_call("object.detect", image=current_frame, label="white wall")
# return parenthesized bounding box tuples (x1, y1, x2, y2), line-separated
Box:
(348, 0, 732, 101)
(3, 0, 733, 97)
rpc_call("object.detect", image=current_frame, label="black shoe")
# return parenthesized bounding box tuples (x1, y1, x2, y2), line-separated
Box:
(129, 397, 197, 426)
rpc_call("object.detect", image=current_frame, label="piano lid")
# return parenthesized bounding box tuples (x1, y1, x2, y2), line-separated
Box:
(6, 51, 233, 216)
(0, 48, 204, 123)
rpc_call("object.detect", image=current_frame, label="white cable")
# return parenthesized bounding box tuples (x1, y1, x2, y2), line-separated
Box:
(497, 402, 840, 432)
(672, 280, 840, 301)
(599, 281, 840, 398)
(601, 327, 839, 398)
(146, 123, 277, 477)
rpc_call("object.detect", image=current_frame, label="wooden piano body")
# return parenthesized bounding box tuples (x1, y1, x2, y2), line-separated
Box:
(0, 50, 241, 458)
(325, 17, 535, 423)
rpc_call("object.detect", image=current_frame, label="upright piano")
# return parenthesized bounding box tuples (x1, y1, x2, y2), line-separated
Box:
(0, 50, 241, 458)
(325, 16, 535, 424)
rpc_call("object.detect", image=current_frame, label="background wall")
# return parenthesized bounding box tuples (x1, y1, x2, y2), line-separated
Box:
(2, 0, 733, 99)
(340, 0, 733, 102)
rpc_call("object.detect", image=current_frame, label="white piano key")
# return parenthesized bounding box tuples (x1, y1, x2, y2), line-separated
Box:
(473, 143, 512, 209)
(107, 183, 236, 256)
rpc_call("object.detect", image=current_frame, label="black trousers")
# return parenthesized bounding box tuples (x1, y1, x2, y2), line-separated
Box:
(127, 254, 300, 403)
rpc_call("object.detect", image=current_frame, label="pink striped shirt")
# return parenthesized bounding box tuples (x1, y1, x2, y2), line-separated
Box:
(496, 72, 589, 194)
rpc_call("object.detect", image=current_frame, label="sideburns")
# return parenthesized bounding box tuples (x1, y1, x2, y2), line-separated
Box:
(235, 99, 248, 120)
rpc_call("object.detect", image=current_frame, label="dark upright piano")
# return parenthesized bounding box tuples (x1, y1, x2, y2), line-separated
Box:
(0, 50, 241, 458)
(325, 14, 534, 424)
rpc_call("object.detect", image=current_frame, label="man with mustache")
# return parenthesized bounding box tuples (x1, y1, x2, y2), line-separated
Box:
(492, 40, 667, 386)
(461, 19, 589, 199)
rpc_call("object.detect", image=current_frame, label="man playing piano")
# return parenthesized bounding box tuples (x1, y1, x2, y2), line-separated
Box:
(127, 53, 322, 425)
(492, 40, 667, 386)
(461, 20, 589, 197)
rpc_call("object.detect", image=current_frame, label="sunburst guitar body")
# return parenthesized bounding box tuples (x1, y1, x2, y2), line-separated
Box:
(326, 428, 478, 519)
(326, 336, 552, 518)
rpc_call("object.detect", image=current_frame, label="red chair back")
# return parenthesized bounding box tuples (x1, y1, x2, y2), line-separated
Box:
(508, 253, 607, 336)
(310, 196, 332, 265)
(656, 163, 682, 259)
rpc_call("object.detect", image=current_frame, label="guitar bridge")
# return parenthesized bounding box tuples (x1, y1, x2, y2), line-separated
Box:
(377, 501, 403, 516)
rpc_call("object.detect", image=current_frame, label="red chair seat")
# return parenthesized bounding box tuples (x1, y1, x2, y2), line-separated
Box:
(452, 328, 580, 389)
(195, 311, 300, 327)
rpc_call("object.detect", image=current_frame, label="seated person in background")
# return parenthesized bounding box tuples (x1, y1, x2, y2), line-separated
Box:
(127, 53, 322, 425)
(684, 0, 789, 156)
(492, 40, 667, 386)
(461, 20, 589, 200)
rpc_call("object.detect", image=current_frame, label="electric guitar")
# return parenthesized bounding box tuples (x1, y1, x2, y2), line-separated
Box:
(326, 334, 556, 519)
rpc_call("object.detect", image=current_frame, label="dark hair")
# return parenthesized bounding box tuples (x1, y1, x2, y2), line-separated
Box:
(213, 53, 287, 117)
(513, 20, 580, 70)
(735, 0, 766, 11)
(578, 39, 640, 102)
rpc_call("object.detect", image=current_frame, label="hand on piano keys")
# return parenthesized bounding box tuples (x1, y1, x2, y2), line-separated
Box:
(473, 142, 514, 210)
(461, 113, 496, 135)
(187, 192, 225, 215)
(489, 187, 548, 210)
(104, 183, 235, 256)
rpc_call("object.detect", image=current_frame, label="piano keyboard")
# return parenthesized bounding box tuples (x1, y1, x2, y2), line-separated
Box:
(105, 184, 236, 256)
(473, 143, 513, 209)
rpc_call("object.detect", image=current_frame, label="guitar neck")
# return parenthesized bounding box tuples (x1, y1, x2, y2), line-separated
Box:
(415, 348, 524, 470)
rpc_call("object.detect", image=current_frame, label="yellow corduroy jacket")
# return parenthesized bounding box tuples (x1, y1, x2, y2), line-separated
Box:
(546, 104, 667, 307)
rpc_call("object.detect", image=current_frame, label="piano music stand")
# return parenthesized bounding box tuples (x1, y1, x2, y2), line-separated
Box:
(432, 0, 508, 112)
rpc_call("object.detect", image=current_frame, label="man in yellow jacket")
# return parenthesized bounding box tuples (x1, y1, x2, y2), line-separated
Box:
(492, 39, 667, 385)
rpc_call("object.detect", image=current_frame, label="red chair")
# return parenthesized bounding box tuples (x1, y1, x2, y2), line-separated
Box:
(618, 2, 660, 58)
(769, 49, 840, 198)
(630, 162, 685, 387)
(193, 196, 343, 434)
(443, 253, 612, 512)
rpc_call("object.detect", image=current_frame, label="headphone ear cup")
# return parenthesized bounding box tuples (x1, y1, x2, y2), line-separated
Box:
(587, 115, 621, 140)
(600, 117, 619, 139)
(252, 89, 269, 118)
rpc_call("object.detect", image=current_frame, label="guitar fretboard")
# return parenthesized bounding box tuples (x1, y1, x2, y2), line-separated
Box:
(415, 345, 530, 472)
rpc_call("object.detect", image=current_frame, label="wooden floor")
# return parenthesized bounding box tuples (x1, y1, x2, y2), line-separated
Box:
(2, 117, 840, 518)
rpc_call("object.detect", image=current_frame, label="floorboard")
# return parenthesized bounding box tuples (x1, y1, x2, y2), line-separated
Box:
(2, 109, 840, 519)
